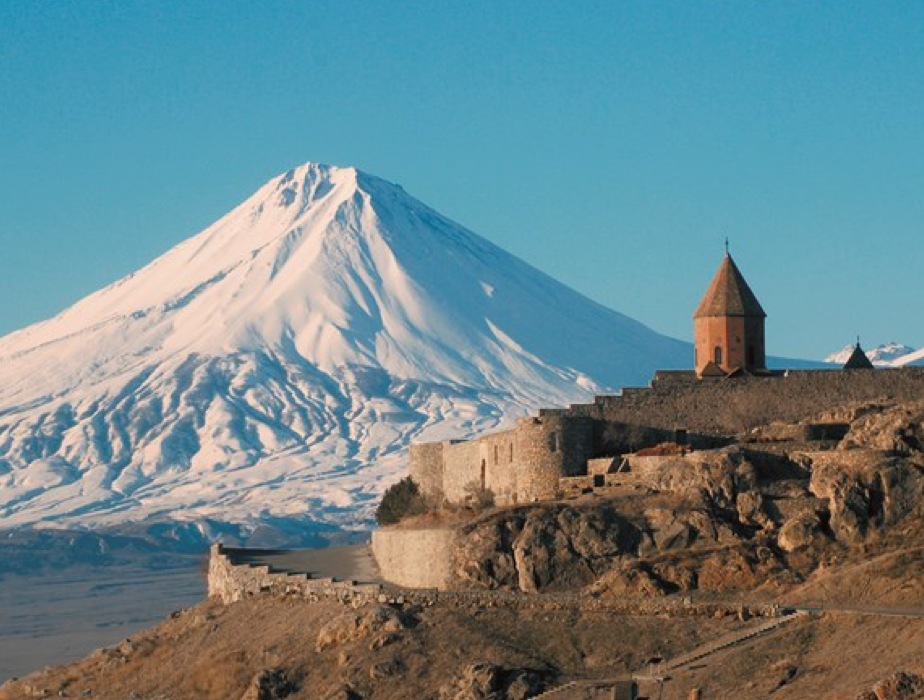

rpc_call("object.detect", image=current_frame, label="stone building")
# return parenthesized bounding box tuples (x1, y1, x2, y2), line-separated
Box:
(409, 414, 596, 505)
(693, 253, 766, 377)
(408, 253, 924, 507)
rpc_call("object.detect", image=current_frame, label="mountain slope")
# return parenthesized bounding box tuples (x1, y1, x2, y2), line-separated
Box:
(0, 163, 689, 531)
(893, 348, 924, 366)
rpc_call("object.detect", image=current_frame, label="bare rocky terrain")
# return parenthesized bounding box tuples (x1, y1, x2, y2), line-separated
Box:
(444, 401, 924, 606)
(4, 399, 924, 699)
(2, 586, 923, 700)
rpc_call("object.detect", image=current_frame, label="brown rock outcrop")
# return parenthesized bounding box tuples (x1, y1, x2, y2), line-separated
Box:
(809, 451, 924, 543)
(840, 403, 924, 454)
(589, 561, 673, 597)
(452, 504, 639, 592)
(778, 511, 824, 552)
(316, 606, 407, 652)
(240, 669, 295, 700)
(639, 447, 758, 511)
(437, 663, 550, 700)
(855, 671, 924, 700)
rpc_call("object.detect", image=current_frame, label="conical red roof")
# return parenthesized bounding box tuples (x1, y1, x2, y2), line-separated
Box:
(694, 254, 766, 319)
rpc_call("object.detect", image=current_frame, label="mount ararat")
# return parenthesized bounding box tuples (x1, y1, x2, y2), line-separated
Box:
(0, 163, 692, 534)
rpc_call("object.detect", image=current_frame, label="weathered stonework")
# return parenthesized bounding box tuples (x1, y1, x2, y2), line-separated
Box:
(411, 367, 924, 507)
(371, 527, 457, 590)
(412, 415, 596, 505)
(208, 543, 789, 620)
(208, 544, 384, 605)
(578, 368, 924, 434)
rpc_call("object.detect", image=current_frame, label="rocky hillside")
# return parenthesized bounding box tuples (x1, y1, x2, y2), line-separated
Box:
(3, 583, 924, 699)
(435, 400, 924, 601)
(0, 598, 730, 700)
(6, 401, 924, 700)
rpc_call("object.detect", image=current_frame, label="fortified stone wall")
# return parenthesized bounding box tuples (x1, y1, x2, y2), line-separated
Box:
(210, 544, 788, 620)
(440, 437, 488, 501)
(412, 416, 596, 505)
(512, 417, 562, 502)
(371, 527, 457, 590)
(560, 368, 924, 435)
(408, 443, 444, 497)
(513, 415, 595, 500)
(411, 368, 924, 507)
(207, 544, 384, 605)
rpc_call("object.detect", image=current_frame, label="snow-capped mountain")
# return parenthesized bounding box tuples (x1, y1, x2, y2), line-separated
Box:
(0, 162, 689, 531)
(824, 342, 916, 367)
(893, 348, 924, 367)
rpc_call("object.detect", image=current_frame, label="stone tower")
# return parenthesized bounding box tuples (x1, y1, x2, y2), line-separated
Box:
(693, 253, 766, 376)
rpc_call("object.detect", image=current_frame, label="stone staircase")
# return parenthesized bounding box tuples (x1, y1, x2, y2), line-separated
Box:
(529, 611, 807, 699)
(658, 610, 806, 674)
(529, 678, 634, 700)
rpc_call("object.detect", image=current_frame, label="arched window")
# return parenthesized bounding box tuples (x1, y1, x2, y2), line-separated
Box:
(509, 443, 514, 462)
(494, 445, 498, 465)
(714, 346, 723, 365)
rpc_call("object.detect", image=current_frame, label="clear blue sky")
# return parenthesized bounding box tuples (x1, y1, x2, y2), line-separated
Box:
(2, 1, 922, 359)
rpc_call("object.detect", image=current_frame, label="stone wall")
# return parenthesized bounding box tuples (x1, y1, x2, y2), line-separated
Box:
(565, 367, 924, 435)
(510, 417, 561, 502)
(207, 544, 384, 605)
(208, 544, 790, 621)
(371, 527, 457, 590)
(412, 415, 596, 505)
(408, 442, 445, 497)
(411, 367, 924, 508)
(440, 437, 487, 502)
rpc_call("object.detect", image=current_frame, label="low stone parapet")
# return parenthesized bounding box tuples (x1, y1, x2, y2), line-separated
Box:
(207, 544, 385, 605)
(208, 543, 792, 622)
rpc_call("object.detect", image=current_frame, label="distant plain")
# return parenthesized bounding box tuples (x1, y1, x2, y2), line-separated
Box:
(0, 558, 203, 682)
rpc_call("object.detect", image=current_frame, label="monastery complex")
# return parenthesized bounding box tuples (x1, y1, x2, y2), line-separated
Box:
(409, 253, 924, 507)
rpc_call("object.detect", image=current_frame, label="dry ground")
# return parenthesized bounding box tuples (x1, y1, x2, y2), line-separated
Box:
(3, 592, 924, 700)
(667, 613, 924, 700)
(0, 598, 733, 700)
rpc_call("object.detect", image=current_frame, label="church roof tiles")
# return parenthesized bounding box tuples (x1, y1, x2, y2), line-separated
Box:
(694, 254, 767, 319)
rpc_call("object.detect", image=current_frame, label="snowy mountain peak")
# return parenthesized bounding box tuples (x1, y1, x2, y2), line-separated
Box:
(0, 163, 688, 530)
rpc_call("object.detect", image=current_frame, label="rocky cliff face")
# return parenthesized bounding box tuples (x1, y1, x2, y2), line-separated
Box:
(809, 450, 924, 543)
(446, 400, 924, 598)
(452, 504, 640, 592)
